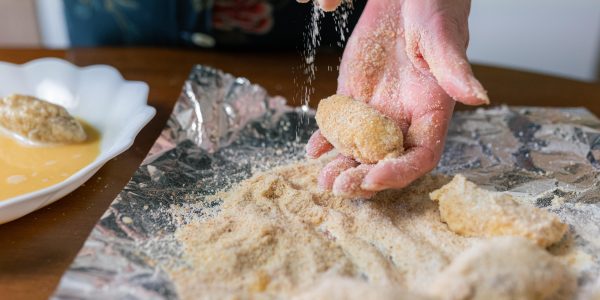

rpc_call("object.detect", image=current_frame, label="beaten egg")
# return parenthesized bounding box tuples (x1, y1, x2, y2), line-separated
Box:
(0, 122, 100, 201)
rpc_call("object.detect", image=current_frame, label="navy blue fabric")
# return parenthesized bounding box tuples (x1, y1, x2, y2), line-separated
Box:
(63, 0, 365, 50)
(64, 0, 180, 46)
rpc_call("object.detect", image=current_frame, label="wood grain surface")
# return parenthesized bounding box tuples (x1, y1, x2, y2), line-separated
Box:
(0, 48, 599, 300)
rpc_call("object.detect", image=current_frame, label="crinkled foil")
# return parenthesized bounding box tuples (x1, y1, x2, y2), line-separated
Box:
(52, 66, 600, 299)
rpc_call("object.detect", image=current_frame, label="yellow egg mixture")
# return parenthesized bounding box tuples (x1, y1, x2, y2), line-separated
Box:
(0, 123, 100, 201)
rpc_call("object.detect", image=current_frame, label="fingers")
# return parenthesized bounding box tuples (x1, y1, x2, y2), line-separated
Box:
(336, 2, 389, 103)
(318, 155, 358, 190)
(306, 130, 334, 158)
(361, 146, 437, 191)
(332, 164, 376, 198)
(316, 0, 342, 12)
(420, 35, 489, 106)
(362, 108, 452, 191)
(404, 5, 489, 105)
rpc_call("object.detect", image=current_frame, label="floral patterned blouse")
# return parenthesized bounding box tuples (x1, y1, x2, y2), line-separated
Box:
(64, 0, 365, 49)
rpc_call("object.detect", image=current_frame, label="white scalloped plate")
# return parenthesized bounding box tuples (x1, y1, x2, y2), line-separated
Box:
(0, 58, 155, 224)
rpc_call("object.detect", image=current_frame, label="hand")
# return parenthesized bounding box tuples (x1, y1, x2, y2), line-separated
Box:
(306, 0, 488, 197)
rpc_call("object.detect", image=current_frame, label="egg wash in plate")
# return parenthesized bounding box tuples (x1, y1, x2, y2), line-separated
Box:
(0, 57, 155, 224)
(0, 121, 101, 201)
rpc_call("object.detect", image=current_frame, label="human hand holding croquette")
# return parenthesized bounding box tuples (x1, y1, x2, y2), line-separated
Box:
(306, 0, 488, 197)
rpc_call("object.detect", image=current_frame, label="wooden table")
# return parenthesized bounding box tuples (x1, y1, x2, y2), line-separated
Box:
(0, 48, 599, 299)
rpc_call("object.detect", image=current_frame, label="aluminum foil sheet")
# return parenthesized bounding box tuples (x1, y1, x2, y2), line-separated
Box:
(53, 66, 600, 299)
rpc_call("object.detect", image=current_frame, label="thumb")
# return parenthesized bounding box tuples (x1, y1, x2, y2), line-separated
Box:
(405, 16, 489, 105)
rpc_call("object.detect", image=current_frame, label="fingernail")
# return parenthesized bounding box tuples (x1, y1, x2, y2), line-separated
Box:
(361, 181, 384, 191)
(317, 185, 327, 193)
(332, 188, 345, 197)
(332, 179, 354, 198)
(470, 78, 490, 105)
(475, 89, 490, 105)
(360, 175, 381, 190)
(332, 184, 350, 197)
(317, 178, 330, 192)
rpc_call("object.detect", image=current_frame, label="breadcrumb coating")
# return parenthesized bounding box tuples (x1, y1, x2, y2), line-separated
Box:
(431, 237, 574, 300)
(430, 174, 568, 248)
(0, 94, 86, 144)
(315, 94, 403, 164)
